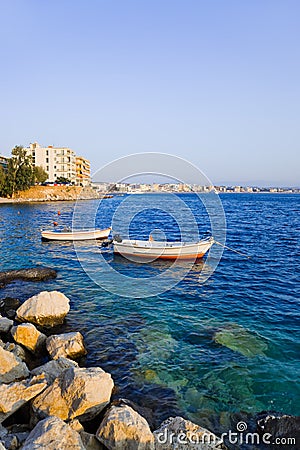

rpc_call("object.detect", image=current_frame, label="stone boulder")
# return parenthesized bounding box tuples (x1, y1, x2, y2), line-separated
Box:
(16, 291, 70, 327)
(81, 431, 104, 449)
(0, 268, 57, 286)
(0, 298, 21, 319)
(22, 416, 85, 450)
(0, 346, 29, 384)
(257, 413, 300, 442)
(0, 374, 47, 423)
(96, 405, 154, 450)
(32, 367, 114, 422)
(3, 343, 27, 362)
(11, 323, 46, 353)
(31, 357, 78, 384)
(0, 316, 13, 334)
(46, 332, 87, 360)
(153, 417, 227, 450)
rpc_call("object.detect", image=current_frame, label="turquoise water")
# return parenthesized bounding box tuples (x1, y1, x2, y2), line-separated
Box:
(0, 194, 299, 435)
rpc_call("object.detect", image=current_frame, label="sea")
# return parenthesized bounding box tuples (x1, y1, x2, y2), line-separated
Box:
(0, 193, 299, 445)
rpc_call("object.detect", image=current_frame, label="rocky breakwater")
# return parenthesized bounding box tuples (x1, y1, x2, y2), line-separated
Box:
(0, 289, 227, 449)
(13, 186, 101, 203)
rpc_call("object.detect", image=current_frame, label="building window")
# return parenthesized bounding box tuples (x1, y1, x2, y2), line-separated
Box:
(46, 150, 49, 156)
(46, 166, 49, 171)
(46, 158, 49, 163)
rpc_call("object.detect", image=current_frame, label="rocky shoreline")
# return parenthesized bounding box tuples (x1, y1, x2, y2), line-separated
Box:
(0, 269, 298, 449)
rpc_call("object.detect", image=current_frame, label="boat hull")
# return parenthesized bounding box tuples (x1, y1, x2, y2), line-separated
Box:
(41, 227, 111, 241)
(113, 237, 214, 261)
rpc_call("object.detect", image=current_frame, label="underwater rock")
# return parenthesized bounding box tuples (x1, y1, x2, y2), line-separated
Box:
(214, 323, 268, 357)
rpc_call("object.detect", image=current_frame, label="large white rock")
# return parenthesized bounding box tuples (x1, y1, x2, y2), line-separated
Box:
(0, 347, 29, 384)
(11, 323, 46, 353)
(32, 367, 114, 422)
(16, 291, 70, 327)
(96, 405, 154, 450)
(46, 332, 87, 360)
(22, 416, 85, 450)
(153, 417, 226, 450)
(0, 374, 47, 423)
(31, 357, 78, 384)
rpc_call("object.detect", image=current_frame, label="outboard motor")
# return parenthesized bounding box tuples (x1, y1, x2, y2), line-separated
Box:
(113, 234, 123, 243)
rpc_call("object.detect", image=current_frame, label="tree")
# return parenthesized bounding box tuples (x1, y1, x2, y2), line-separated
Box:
(0, 146, 35, 197)
(34, 166, 48, 184)
(55, 176, 71, 184)
(0, 166, 6, 197)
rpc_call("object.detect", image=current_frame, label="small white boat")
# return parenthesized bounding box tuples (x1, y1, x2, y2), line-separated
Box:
(41, 227, 111, 241)
(113, 236, 214, 261)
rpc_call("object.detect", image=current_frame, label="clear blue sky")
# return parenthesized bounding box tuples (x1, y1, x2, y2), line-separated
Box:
(1, 0, 299, 186)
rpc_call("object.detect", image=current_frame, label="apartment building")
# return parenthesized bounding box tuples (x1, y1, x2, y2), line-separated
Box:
(76, 156, 91, 186)
(0, 155, 8, 171)
(26, 142, 77, 184)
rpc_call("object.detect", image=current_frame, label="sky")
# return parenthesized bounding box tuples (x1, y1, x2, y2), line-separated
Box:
(0, 0, 299, 186)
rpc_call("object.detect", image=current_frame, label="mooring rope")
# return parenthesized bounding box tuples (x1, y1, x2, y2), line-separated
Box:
(213, 240, 251, 259)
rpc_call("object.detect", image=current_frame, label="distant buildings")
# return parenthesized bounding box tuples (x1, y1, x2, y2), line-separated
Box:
(76, 156, 91, 187)
(0, 155, 8, 171)
(25, 142, 90, 186)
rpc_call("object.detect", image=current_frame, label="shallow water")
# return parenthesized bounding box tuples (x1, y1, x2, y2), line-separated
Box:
(0, 193, 299, 439)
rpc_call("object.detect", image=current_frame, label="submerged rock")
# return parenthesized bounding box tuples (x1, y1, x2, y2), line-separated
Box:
(11, 323, 46, 353)
(0, 346, 29, 384)
(31, 367, 114, 422)
(153, 416, 227, 449)
(16, 291, 70, 327)
(31, 357, 78, 384)
(214, 323, 268, 357)
(0, 268, 57, 286)
(22, 416, 85, 450)
(96, 404, 154, 450)
(0, 374, 47, 423)
(46, 332, 86, 360)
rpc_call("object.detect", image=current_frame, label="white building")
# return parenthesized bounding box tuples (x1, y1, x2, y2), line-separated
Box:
(26, 142, 76, 184)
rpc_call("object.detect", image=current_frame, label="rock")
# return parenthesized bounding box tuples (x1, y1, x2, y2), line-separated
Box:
(0, 268, 57, 286)
(16, 291, 70, 327)
(31, 357, 78, 384)
(0, 374, 47, 423)
(214, 323, 267, 358)
(0, 317, 13, 334)
(153, 417, 226, 449)
(80, 431, 104, 449)
(32, 367, 114, 422)
(0, 347, 29, 384)
(96, 405, 154, 450)
(0, 425, 7, 439)
(0, 298, 21, 319)
(0, 442, 5, 450)
(111, 399, 154, 429)
(1, 434, 18, 450)
(46, 332, 86, 360)
(69, 419, 84, 432)
(22, 416, 85, 450)
(3, 343, 27, 362)
(257, 413, 300, 442)
(11, 323, 46, 353)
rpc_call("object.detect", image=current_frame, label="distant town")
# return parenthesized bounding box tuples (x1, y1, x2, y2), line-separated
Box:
(94, 182, 300, 194)
(1, 143, 298, 195)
